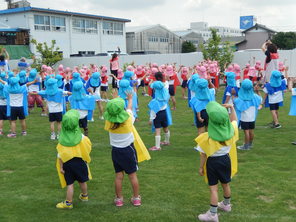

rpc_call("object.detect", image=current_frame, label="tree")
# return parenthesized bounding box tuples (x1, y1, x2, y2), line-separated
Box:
(182, 41, 197, 53)
(272, 32, 296, 50)
(200, 28, 234, 71)
(30, 39, 63, 71)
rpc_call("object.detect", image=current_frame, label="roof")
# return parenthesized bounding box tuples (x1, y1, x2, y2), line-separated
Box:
(126, 25, 162, 33)
(0, 7, 131, 23)
(173, 30, 201, 37)
(0, 28, 29, 32)
(242, 23, 276, 34)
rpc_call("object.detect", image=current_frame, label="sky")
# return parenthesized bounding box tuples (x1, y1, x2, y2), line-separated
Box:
(0, 0, 295, 31)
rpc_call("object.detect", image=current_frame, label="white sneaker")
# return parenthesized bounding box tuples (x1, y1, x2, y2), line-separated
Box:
(56, 133, 60, 140)
(99, 116, 104, 120)
(50, 132, 56, 140)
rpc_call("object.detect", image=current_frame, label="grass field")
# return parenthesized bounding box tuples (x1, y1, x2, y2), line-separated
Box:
(1, 87, 296, 222)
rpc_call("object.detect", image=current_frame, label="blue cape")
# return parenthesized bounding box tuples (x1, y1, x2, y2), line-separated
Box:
(289, 88, 296, 116)
(190, 88, 215, 113)
(69, 95, 97, 120)
(39, 89, 66, 114)
(222, 86, 239, 104)
(4, 84, 28, 117)
(264, 81, 286, 108)
(148, 99, 172, 132)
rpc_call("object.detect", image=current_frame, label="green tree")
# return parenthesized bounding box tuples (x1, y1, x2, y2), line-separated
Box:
(30, 39, 63, 71)
(182, 41, 197, 53)
(272, 32, 296, 50)
(200, 28, 234, 71)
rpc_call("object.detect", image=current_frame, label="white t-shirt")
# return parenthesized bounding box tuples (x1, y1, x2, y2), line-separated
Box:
(263, 87, 283, 104)
(0, 98, 6, 106)
(46, 91, 68, 113)
(9, 94, 23, 107)
(109, 109, 135, 148)
(77, 109, 88, 119)
(240, 106, 256, 122)
(196, 145, 231, 157)
(150, 104, 167, 121)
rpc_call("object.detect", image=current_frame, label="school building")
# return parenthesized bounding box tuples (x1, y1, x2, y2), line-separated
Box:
(0, 4, 131, 58)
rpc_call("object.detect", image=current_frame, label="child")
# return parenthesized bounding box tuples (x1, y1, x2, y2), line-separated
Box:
(165, 65, 179, 110)
(222, 72, 238, 106)
(104, 94, 150, 207)
(148, 78, 172, 151)
(118, 79, 138, 119)
(100, 66, 109, 101)
(2, 77, 28, 137)
(180, 66, 189, 99)
(190, 78, 215, 136)
(0, 81, 9, 135)
(56, 109, 92, 209)
(262, 70, 286, 128)
(38, 78, 70, 140)
(234, 79, 262, 150)
(196, 101, 238, 222)
(69, 81, 97, 136)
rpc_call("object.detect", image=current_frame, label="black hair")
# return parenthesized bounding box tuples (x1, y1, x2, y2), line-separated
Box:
(111, 53, 118, 61)
(110, 122, 121, 130)
(267, 44, 277, 53)
(154, 72, 163, 81)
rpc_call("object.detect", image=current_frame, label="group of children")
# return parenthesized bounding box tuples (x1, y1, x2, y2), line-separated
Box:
(0, 55, 294, 222)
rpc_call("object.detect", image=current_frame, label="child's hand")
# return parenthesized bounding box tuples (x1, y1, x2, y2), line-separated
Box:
(60, 168, 65, 174)
(112, 89, 118, 98)
(198, 117, 204, 123)
(126, 91, 133, 100)
(148, 121, 152, 126)
(198, 167, 204, 176)
(222, 104, 233, 109)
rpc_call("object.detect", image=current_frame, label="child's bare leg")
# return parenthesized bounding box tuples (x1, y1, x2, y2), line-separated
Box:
(50, 121, 55, 133)
(244, 130, 250, 144)
(249, 129, 254, 143)
(221, 183, 231, 198)
(171, 96, 176, 109)
(0, 120, 3, 131)
(66, 184, 74, 202)
(198, 126, 205, 136)
(57, 122, 62, 133)
(20, 119, 26, 132)
(128, 172, 139, 198)
(97, 101, 103, 117)
(78, 182, 88, 194)
(10, 120, 16, 133)
(271, 110, 279, 125)
(209, 184, 219, 206)
(115, 171, 124, 198)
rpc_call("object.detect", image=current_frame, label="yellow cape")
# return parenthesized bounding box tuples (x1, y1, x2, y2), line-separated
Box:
(104, 115, 151, 163)
(195, 121, 238, 183)
(56, 136, 92, 188)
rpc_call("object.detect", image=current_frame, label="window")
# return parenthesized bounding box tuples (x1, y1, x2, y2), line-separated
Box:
(34, 15, 50, 31)
(72, 19, 85, 33)
(51, 16, 66, 31)
(103, 21, 123, 35)
(159, 37, 168, 42)
(87, 51, 95, 55)
(148, 36, 158, 42)
(85, 20, 97, 34)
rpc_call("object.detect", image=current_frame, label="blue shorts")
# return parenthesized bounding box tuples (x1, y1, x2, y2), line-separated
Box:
(63, 157, 89, 185)
(112, 143, 138, 174)
(169, 85, 175, 96)
(153, 110, 168, 129)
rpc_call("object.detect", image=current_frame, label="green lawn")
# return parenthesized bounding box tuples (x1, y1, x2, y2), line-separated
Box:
(1, 87, 296, 222)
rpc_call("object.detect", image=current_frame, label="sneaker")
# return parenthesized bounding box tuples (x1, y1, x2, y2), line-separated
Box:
(144, 94, 149, 97)
(273, 124, 281, 129)
(114, 198, 123, 207)
(218, 201, 232, 212)
(160, 141, 170, 146)
(56, 133, 60, 140)
(21, 131, 27, 136)
(131, 196, 141, 206)
(149, 146, 161, 151)
(41, 113, 48, 117)
(99, 116, 104, 120)
(50, 132, 56, 140)
(88, 118, 94, 122)
(237, 144, 250, 150)
(197, 211, 219, 222)
(79, 193, 89, 202)
(291, 141, 296, 145)
(56, 200, 73, 209)
(0, 131, 3, 136)
(7, 133, 16, 138)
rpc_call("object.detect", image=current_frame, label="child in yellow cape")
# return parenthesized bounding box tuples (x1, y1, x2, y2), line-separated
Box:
(55, 109, 92, 209)
(195, 102, 238, 222)
(104, 92, 150, 207)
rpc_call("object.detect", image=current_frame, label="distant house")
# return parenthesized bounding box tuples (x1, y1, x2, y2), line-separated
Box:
(0, 5, 130, 58)
(236, 23, 277, 50)
(126, 24, 182, 54)
(173, 30, 203, 51)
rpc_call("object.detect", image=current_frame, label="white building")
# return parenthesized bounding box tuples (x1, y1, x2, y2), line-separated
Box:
(0, 6, 130, 57)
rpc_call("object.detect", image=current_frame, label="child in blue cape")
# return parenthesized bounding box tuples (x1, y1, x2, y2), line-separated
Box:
(85, 72, 104, 120)
(234, 79, 262, 150)
(262, 70, 286, 128)
(222, 72, 239, 106)
(69, 81, 97, 136)
(1, 77, 28, 137)
(18, 70, 27, 86)
(148, 74, 172, 151)
(118, 79, 138, 119)
(187, 73, 200, 107)
(70, 72, 86, 92)
(0, 81, 9, 135)
(38, 78, 71, 140)
(190, 78, 216, 136)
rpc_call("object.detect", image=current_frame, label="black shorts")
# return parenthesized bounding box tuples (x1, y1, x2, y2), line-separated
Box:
(169, 85, 175, 96)
(0, 105, 9, 120)
(269, 103, 279, 111)
(112, 143, 138, 174)
(63, 157, 89, 185)
(240, 121, 255, 130)
(206, 154, 231, 186)
(111, 70, 118, 89)
(181, 80, 188, 88)
(79, 116, 88, 129)
(101, 86, 108, 92)
(10, 107, 25, 121)
(195, 109, 209, 128)
(153, 110, 168, 128)
(138, 80, 145, 88)
(49, 112, 63, 122)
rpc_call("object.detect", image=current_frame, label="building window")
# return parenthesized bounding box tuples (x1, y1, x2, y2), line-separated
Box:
(34, 15, 50, 31)
(87, 51, 95, 55)
(148, 36, 158, 42)
(72, 19, 85, 33)
(103, 21, 123, 35)
(85, 20, 98, 34)
(51, 16, 66, 32)
(159, 37, 168, 42)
